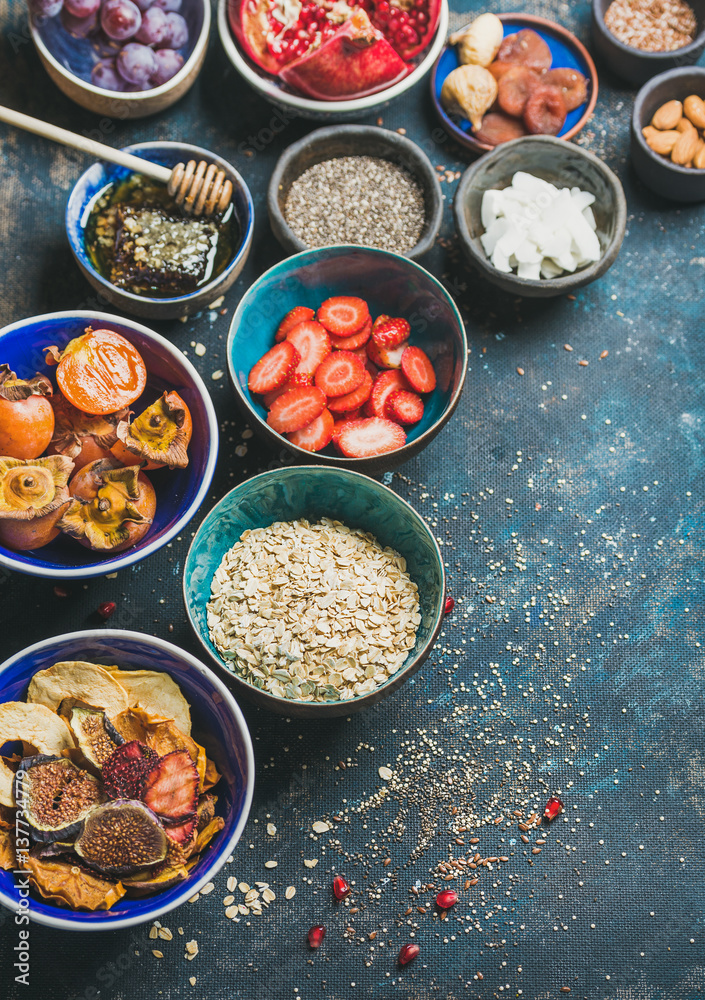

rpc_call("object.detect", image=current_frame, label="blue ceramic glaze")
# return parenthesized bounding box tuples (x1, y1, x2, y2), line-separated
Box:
(0, 311, 218, 579)
(0, 630, 254, 931)
(183, 466, 445, 714)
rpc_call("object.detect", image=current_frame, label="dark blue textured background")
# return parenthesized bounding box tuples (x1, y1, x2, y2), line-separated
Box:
(0, 0, 703, 997)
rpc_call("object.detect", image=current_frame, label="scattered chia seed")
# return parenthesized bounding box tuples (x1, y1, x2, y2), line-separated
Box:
(283, 156, 426, 254)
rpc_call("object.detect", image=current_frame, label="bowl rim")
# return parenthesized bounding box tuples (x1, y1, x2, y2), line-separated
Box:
(452, 134, 627, 292)
(0, 628, 255, 931)
(182, 465, 447, 713)
(29, 0, 211, 105)
(591, 0, 705, 62)
(225, 243, 468, 465)
(266, 124, 444, 259)
(65, 140, 255, 310)
(430, 12, 599, 155)
(217, 0, 449, 113)
(0, 310, 219, 580)
(631, 65, 705, 176)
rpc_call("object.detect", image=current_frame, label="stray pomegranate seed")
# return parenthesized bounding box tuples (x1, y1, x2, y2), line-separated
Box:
(53, 585, 69, 598)
(398, 943, 419, 965)
(436, 889, 458, 910)
(308, 925, 326, 949)
(544, 795, 564, 820)
(333, 875, 351, 900)
(444, 596, 455, 614)
(97, 601, 116, 620)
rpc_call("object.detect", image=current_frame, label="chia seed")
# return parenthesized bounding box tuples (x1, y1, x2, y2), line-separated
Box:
(283, 156, 426, 254)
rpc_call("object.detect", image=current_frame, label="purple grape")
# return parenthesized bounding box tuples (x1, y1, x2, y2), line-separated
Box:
(161, 10, 187, 48)
(116, 41, 157, 83)
(151, 47, 183, 84)
(133, 0, 155, 9)
(63, 0, 99, 16)
(28, 0, 64, 18)
(135, 4, 167, 43)
(91, 58, 125, 90)
(153, 0, 181, 10)
(61, 7, 98, 35)
(100, 0, 141, 40)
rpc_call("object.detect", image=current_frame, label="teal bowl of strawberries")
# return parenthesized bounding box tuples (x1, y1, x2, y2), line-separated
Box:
(227, 246, 468, 473)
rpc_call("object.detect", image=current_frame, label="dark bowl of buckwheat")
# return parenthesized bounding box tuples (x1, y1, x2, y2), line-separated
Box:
(591, 0, 705, 86)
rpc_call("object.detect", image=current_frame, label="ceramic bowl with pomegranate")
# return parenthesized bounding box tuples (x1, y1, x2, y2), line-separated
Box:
(218, 0, 449, 119)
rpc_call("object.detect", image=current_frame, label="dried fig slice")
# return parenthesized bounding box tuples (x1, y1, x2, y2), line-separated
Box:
(102, 740, 159, 799)
(23, 854, 126, 910)
(0, 703, 75, 807)
(542, 67, 588, 112)
(474, 111, 529, 146)
(68, 706, 125, 769)
(524, 83, 568, 135)
(74, 799, 167, 875)
(141, 750, 199, 822)
(111, 391, 192, 471)
(497, 29, 551, 72)
(14, 755, 103, 843)
(497, 65, 541, 117)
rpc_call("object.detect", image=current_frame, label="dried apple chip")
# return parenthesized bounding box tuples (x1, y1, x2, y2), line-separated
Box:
(0, 826, 16, 870)
(27, 661, 129, 720)
(23, 855, 126, 911)
(0, 702, 75, 807)
(190, 816, 225, 857)
(106, 670, 191, 734)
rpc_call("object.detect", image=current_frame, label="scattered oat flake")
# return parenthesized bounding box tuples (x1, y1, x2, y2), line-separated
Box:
(267, 823, 277, 836)
(208, 295, 225, 309)
(312, 820, 331, 833)
(149, 926, 158, 939)
(263, 888, 275, 902)
(225, 905, 238, 918)
(378, 766, 394, 781)
(185, 941, 199, 959)
(264, 860, 278, 868)
(188, 893, 200, 903)
(158, 928, 173, 941)
(223, 894, 235, 906)
(304, 859, 319, 868)
(152, 950, 164, 959)
(194, 343, 206, 357)
(238, 882, 250, 893)
(211, 369, 224, 380)
(285, 886, 296, 899)
(200, 882, 215, 894)
(227, 876, 237, 892)
(189, 977, 196, 987)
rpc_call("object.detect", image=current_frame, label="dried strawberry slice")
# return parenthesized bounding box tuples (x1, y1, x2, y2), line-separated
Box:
(248, 341, 300, 394)
(102, 741, 159, 800)
(141, 750, 200, 822)
(164, 812, 198, 845)
(275, 306, 315, 343)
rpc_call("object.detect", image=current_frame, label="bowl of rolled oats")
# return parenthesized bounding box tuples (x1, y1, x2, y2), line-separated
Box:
(182, 466, 446, 717)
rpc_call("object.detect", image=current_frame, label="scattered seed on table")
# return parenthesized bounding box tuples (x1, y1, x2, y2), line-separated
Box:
(264, 860, 278, 869)
(379, 766, 394, 781)
(285, 886, 296, 899)
(267, 823, 277, 836)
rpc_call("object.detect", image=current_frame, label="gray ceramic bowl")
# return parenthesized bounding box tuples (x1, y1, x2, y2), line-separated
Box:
(453, 135, 627, 299)
(631, 67, 705, 202)
(267, 125, 443, 260)
(591, 0, 705, 87)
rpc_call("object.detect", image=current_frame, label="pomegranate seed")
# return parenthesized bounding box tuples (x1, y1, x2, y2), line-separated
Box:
(544, 795, 564, 821)
(398, 943, 419, 965)
(333, 875, 351, 900)
(308, 925, 326, 949)
(97, 601, 116, 620)
(53, 585, 69, 598)
(444, 596, 455, 614)
(436, 889, 458, 910)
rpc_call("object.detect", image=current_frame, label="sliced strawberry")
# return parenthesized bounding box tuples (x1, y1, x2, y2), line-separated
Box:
(287, 408, 334, 452)
(287, 372, 314, 388)
(329, 317, 372, 351)
(275, 306, 315, 343)
(317, 296, 370, 337)
(372, 316, 411, 349)
(286, 320, 331, 376)
(262, 383, 289, 409)
(337, 417, 407, 458)
(386, 389, 424, 425)
(401, 346, 436, 394)
(141, 750, 199, 821)
(372, 314, 391, 331)
(367, 337, 386, 369)
(331, 410, 362, 451)
(164, 812, 198, 845)
(248, 341, 300, 394)
(327, 369, 373, 413)
(314, 351, 366, 398)
(377, 340, 409, 369)
(366, 369, 411, 418)
(267, 386, 326, 434)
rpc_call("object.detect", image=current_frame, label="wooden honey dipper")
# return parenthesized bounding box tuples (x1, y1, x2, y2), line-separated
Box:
(0, 105, 233, 217)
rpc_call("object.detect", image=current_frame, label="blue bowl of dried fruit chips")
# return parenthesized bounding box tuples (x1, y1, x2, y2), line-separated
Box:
(183, 466, 446, 718)
(0, 310, 218, 579)
(0, 629, 254, 930)
(226, 245, 467, 474)
(66, 141, 254, 320)
(431, 12, 598, 155)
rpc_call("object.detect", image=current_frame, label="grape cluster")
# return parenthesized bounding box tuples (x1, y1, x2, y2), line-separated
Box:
(29, 0, 189, 91)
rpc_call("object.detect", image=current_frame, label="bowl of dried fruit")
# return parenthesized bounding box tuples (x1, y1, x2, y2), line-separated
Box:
(29, 0, 210, 118)
(217, 0, 449, 119)
(431, 12, 598, 155)
(0, 629, 254, 930)
(183, 466, 446, 718)
(0, 310, 218, 580)
(226, 245, 467, 471)
(631, 67, 705, 200)
(453, 135, 627, 298)
(66, 141, 254, 320)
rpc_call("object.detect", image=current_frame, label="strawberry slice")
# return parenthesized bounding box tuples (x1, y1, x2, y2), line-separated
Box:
(248, 341, 300, 394)
(365, 370, 411, 418)
(141, 750, 199, 821)
(377, 340, 409, 369)
(331, 410, 362, 451)
(317, 296, 370, 337)
(386, 389, 424, 425)
(327, 369, 373, 413)
(401, 346, 436, 393)
(337, 417, 407, 458)
(329, 317, 373, 351)
(372, 317, 411, 349)
(262, 383, 289, 409)
(314, 351, 366, 398)
(275, 306, 315, 343)
(286, 372, 314, 388)
(287, 408, 334, 452)
(286, 321, 331, 376)
(366, 337, 386, 369)
(164, 813, 198, 845)
(267, 386, 326, 434)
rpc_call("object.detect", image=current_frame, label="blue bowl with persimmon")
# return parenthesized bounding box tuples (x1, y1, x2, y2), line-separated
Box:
(226, 245, 467, 474)
(0, 311, 218, 580)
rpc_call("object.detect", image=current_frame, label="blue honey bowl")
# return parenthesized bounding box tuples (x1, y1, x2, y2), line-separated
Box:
(66, 141, 254, 320)
(226, 245, 467, 474)
(183, 466, 446, 718)
(0, 310, 218, 580)
(0, 629, 254, 931)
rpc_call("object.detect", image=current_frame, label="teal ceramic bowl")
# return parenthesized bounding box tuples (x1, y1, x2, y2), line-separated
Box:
(183, 466, 445, 718)
(226, 245, 467, 474)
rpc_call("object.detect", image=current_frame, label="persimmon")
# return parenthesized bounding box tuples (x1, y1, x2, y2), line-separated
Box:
(45, 328, 147, 417)
(46, 394, 129, 470)
(110, 391, 193, 470)
(0, 365, 55, 461)
(0, 455, 73, 551)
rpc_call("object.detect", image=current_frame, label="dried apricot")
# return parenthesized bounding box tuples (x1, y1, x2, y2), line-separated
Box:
(523, 84, 567, 135)
(497, 29, 552, 72)
(474, 111, 528, 146)
(497, 65, 541, 117)
(488, 60, 517, 81)
(542, 68, 588, 112)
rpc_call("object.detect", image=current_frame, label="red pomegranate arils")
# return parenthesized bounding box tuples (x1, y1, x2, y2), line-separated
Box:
(97, 601, 116, 620)
(436, 889, 458, 909)
(544, 795, 564, 820)
(444, 596, 455, 614)
(398, 943, 419, 965)
(333, 875, 351, 900)
(307, 924, 326, 948)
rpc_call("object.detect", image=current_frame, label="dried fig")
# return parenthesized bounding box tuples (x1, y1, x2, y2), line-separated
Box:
(449, 12, 503, 67)
(441, 64, 498, 129)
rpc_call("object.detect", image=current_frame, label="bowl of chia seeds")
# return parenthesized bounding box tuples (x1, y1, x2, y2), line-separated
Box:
(267, 125, 443, 260)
